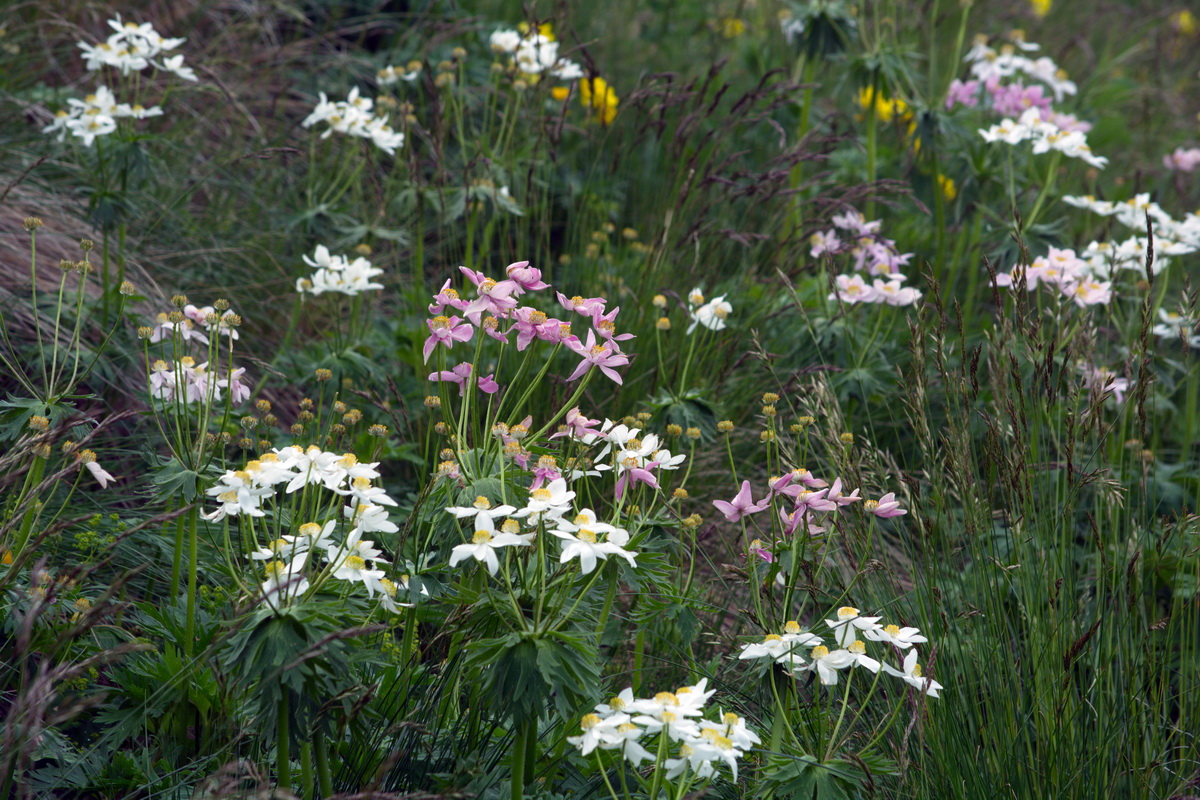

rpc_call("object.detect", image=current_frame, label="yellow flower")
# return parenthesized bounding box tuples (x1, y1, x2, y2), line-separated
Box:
(1029, 0, 1051, 17)
(715, 17, 746, 38)
(858, 86, 910, 124)
(579, 76, 619, 125)
(1171, 10, 1197, 36)
(517, 21, 555, 41)
(551, 86, 570, 101)
(937, 173, 957, 202)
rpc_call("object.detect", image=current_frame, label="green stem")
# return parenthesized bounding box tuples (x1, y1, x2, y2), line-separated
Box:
(314, 731, 333, 799)
(511, 722, 528, 800)
(277, 694, 292, 791)
(184, 505, 198, 658)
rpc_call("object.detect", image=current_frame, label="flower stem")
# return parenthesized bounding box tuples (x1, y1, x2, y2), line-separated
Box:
(183, 504, 198, 658)
(277, 694, 292, 790)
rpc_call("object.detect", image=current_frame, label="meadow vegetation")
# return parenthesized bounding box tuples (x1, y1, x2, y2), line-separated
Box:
(1, 1, 1199, 798)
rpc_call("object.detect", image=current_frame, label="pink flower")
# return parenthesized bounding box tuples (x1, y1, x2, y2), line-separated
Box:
(424, 315, 474, 363)
(459, 267, 520, 323)
(791, 488, 837, 515)
(945, 78, 980, 109)
(428, 362, 482, 396)
(506, 261, 549, 292)
(566, 330, 630, 385)
(865, 492, 906, 518)
(712, 480, 769, 522)
(767, 473, 795, 496)
(551, 407, 602, 440)
(220, 367, 251, 405)
(590, 306, 635, 345)
(428, 279, 468, 314)
(477, 373, 499, 394)
(810, 230, 841, 258)
(557, 292, 607, 317)
(827, 478, 861, 506)
(615, 460, 659, 500)
(510, 306, 560, 351)
(1164, 147, 1200, 173)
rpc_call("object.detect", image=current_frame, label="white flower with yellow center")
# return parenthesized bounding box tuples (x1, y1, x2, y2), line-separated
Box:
(883, 649, 942, 697)
(863, 622, 927, 650)
(260, 553, 309, 609)
(824, 605, 883, 647)
(445, 495, 518, 529)
(513, 478, 576, 520)
(345, 502, 398, 534)
(330, 553, 386, 593)
(801, 645, 856, 685)
(447, 515, 531, 575)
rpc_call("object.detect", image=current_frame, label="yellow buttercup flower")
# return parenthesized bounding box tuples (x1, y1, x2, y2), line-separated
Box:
(937, 173, 957, 202)
(579, 76, 619, 125)
(858, 86, 910, 124)
(1171, 10, 1196, 36)
(551, 86, 570, 101)
(1030, 0, 1051, 18)
(715, 17, 746, 38)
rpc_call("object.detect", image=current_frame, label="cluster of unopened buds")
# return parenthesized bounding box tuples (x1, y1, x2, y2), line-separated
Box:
(204, 448, 413, 613)
(301, 87, 406, 155)
(810, 209, 922, 307)
(739, 606, 942, 696)
(569, 679, 759, 782)
(296, 244, 385, 297)
(43, 14, 196, 147)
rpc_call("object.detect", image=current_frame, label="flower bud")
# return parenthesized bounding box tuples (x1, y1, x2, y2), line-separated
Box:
(762, 392, 780, 404)
(622, 227, 638, 240)
(29, 415, 49, 432)
(839, 432, 854, 445)
(23, 217, 43, 232)
(58, 259, 74, 272)
(760, 429, 776, 442)
(672, 487, 689, 500)
(434, 421, 449, 435)
(241, 415, 259, 428)
(667, 424, 683, 436)
(314, 368, 333, 382)
(343, 409, 362, 424)
(119, 281, 135, 296)
(214, 298, 230, 311)
(369, 424, 388, 437)
(652, 294, 667, 308)
(170, 294, 188, 308)
(263, 413, 278, 426)
(424, 396, 442, 409)
(256, 399, 272, 413)
(762, 405, 777, 417)
(354, 243, 372, 256)
(330, 423, 347, 436)
(717, 420, 733, 433)
(290, 423, 305, 435)
(137, 326, 154, 339)
(32, 443, 51, 458)
(80, 238, 94, 251)
(685, 426, 701, 440)
(299, 398, 314, 411)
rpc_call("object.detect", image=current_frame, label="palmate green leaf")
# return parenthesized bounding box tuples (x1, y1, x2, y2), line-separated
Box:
(468, 629, 600, 725)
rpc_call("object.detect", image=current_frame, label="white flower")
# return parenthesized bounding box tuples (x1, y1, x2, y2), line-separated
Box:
(801, 645, 855, 685)
(824, 606, 882, 648)
(686, 295, 732, 334)
(346, 502, 398, 534)
(157, 54, 197, 81)
(514, 478, 576, 519)
(261, 553, 310, 609)
(445, 495, 518, 529)
(863, 622, 928, 650)
(489, 29, 522, 54)
(883, 649, 943, 697)
(84, 459, 116, 488)
(447, 516, 531, 575)
(330, 552, 386, 593)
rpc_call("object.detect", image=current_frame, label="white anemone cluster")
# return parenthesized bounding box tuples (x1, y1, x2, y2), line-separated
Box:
(568, 679, 759, 782)
(296, 244, 385, 297)
(979, 107, 1108, 168)
(963, 34, 1077, 101)
(443, 480, 639, 577)
(738, 607, 943, 696)
(204, 448, 410, 614)
(813, 209, 922, 307)
(43, 15, 196, 147)
(489, 28, 583, 80)
(301, 87, 406, 156)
